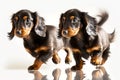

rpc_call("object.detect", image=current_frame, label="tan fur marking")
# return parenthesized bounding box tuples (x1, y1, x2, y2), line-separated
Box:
(23, 16, 28, 20)
(72, 48, 81, 53)
(52, 53, 61, 64)
(15, 16, 18, 21)
(25, 48, 31, 53)
(35, 46, 49, 53)
(91, 55, 105, 65)
(63, 17, 66, 20)
(22, 27, 32, 36)
(86, 45, 100, 53)
(70, 16, 75, 20)
(32, 59, 43, 70)
(67, 26, 80, 37)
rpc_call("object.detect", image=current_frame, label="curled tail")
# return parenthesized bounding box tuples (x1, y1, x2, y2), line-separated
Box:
(97, 11, 109, 26)
(97, 11, 115, 43)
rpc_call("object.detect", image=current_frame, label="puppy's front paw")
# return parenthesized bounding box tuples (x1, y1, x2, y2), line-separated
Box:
(65, 56, 72, 64)
(52, 57, 61, 64)
(28, 65, 40, 71)
(52, 54, 61, 64)
(71, 60, 84, 71)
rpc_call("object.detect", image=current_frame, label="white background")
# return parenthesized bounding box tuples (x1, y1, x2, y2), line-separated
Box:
(0, 0, 120, 80)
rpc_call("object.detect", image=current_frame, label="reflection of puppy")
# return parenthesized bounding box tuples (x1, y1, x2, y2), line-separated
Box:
(8, 9, 71, 70)
(32, 70, 47, 80)
(65, 68, 85, 80)
(52, 68, 61, 80)
(65, 68, 72, 80)
(74, 70, 85, 80)
(59, 9, 115, 70)
(92, 66, 110, 80)
(30, 68, 61, 80)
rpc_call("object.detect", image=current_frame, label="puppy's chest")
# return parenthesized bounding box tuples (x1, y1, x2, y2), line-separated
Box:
(70, 36, 84, 48)
(23, 38, 50, 54)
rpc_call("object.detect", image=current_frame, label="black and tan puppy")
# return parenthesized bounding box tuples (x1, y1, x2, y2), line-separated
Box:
(8, 9, 71, 70)
(59, 9, 115, 70)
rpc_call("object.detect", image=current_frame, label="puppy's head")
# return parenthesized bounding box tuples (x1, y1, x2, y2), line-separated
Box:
(8, 9, 46, 40)
(59, 9, 97, 38)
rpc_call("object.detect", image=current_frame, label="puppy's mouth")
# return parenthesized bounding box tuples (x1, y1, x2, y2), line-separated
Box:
(62, 27, 80, 38)
(15, 29, 31, 38)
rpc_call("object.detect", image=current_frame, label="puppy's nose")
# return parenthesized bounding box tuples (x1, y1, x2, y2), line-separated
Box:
(63, 30, 68, 35)
(16, 30, 22, 35)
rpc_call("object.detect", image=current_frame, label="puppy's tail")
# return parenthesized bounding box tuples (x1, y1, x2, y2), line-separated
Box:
(97, 11, 109, 26)
(109, 29, 115, 43)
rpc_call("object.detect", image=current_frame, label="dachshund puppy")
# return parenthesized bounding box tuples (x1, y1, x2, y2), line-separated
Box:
(59, 9, 115, 70)
(8, 9, 71, 70)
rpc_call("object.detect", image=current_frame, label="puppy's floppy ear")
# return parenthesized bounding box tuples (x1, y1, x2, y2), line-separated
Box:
(58, 13, 64, 38)
(8, 14, 15, 40)
(84, 13, 97, 39)
(32, 12, 46, 37)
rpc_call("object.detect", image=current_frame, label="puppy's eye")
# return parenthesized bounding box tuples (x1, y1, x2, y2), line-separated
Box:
(71, 18, 80, 27)
(71, 19, 77, 24)
(25, 19, 31, 26)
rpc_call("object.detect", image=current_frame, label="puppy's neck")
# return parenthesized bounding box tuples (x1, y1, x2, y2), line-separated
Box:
(23, 35, 31, 40)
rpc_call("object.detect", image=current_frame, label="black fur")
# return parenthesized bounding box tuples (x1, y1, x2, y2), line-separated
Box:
(59, 9, 115, 70)
(8, 9, 68, 70)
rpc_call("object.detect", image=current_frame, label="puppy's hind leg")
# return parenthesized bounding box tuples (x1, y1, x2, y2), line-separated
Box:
(91, 47, 110, 65)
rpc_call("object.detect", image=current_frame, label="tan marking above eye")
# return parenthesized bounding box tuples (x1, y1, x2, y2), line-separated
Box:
(15, 17, 18, 20)
(23, 16, 28, 20)
(63, 17, 66, 20)
(70, 16, 75, 20)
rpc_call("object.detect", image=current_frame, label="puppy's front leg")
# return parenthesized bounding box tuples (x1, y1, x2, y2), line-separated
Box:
(28, 58, 43, 70)
(64, 48, 72, 64)
(71, 53, 84, 71)
(71, 48, 85, 71)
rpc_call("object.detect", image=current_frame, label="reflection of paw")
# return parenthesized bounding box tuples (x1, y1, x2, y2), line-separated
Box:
(92, 70, 103, 80)
(65, 56, 72, 64)
(52, 68, 61, 80)
(91, 56, 104, 65)
(52, 56, 61, 64)
(65, 68, 71, 74)
(65, 68, 72, 79)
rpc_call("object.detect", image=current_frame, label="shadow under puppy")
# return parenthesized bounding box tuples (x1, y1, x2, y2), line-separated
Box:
(59, 9, 115, 70)
(8, 9, 71, 70)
